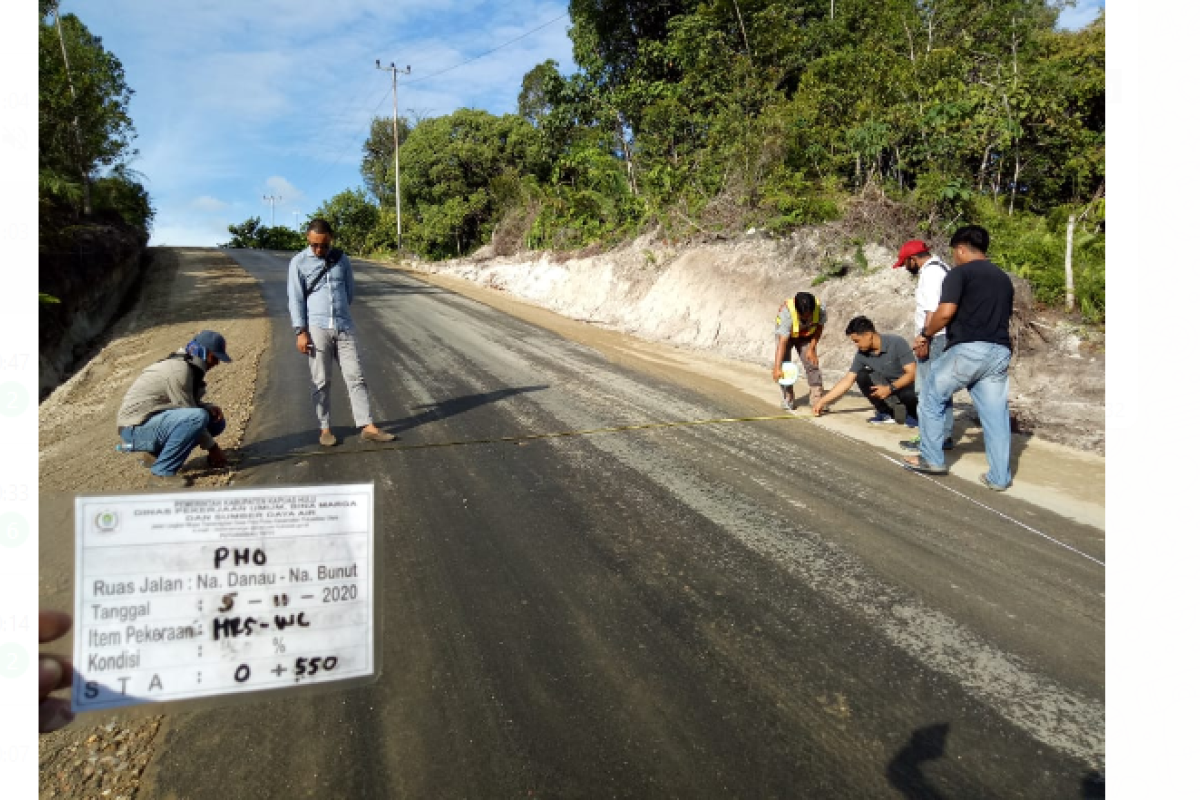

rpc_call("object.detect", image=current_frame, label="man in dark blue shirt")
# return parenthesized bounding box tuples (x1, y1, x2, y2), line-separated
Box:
(902, 225, 1015, 490)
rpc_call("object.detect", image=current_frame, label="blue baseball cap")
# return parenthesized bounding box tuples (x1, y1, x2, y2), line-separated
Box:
(192, 330, 232, 362)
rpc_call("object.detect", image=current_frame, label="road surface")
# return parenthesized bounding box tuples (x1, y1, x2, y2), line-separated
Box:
(141, 248, 1104, 798)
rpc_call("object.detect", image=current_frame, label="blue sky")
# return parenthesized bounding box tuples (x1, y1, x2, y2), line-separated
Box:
(57, 0, 577, 246)
(58, 0, 1102, 247)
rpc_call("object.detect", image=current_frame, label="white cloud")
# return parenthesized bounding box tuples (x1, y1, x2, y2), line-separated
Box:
(191, 195, 229, 212)
(263, 176, 304, 204)
(149, 217, 235, 248)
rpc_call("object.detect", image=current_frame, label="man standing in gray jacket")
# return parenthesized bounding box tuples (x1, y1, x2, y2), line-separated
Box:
(116, 330, 231, 488)
(287, 218, 395, 447)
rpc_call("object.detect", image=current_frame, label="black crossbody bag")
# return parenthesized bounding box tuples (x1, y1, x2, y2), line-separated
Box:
(302, 248, 344, 296)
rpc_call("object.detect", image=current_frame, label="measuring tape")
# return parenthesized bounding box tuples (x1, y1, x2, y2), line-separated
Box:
(232, 412, 803, 465)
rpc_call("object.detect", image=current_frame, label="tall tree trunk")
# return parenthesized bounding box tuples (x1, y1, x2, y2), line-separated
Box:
(976, 144, 992, 193)
(732, 0, 753, 64)
(616, 113, 638, 197)
(53, 4, 91, 215)
(1008, 150, 1021, 215)
(1064, 214, 1076, 313)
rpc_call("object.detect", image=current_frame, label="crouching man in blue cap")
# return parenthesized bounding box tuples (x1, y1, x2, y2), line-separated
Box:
(115, 330, 232, 488)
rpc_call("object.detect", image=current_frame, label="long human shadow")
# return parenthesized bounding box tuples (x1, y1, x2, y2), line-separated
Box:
(232, 385, 549, 470)
(385, 385, 550, 435)
(886, 723, 950, 800)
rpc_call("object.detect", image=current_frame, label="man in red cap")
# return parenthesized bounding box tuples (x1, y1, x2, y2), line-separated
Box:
(893, 240, 955, 452)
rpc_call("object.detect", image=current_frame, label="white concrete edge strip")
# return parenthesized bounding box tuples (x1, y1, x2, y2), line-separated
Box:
(876, 451, 1106, 568)
(813, 420, 1105, 569)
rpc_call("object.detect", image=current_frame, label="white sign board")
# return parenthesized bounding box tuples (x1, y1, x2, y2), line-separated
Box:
(71, 484, 375, 712)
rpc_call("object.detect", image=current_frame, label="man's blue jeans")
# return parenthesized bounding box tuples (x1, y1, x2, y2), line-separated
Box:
(917, 335, 955, 445)
(918, 342, 1012, 487)
(120, 409, 225, 477)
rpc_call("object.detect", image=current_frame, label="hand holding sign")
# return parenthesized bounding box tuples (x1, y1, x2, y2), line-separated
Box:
(72, 485, 375, 713)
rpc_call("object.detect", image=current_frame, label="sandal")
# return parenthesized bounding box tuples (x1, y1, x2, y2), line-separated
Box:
(902, 457, 949, 475)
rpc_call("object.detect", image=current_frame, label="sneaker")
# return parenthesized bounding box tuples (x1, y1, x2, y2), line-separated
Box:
(781, 397, 795, 411)
(904, 415, 919, 428)
(979, 473, 1010, 491)
(900, 437, 955, 452)
(146, 472, 192, 489)
(867, 412, 897, 425)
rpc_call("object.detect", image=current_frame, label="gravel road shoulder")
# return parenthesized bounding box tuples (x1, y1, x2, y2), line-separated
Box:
(38, 247, 269, 799)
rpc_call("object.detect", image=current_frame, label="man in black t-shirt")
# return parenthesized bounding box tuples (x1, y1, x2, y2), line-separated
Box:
(902, 225, 1015, 490)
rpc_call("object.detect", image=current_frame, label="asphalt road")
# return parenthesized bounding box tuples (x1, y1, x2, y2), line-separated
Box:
(144, 249, 1105, 798)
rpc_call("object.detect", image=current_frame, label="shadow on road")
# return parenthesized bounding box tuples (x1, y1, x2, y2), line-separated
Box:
(943, 427, 1033, 478)
(232, 385, 549, 469)
(1080, 770, 1105, 798)
(886, 723, 950, 800)
(387, 385, 550, 435)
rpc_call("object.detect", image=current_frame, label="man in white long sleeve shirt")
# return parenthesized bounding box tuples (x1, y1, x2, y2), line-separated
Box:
(287, 218, 395, 447)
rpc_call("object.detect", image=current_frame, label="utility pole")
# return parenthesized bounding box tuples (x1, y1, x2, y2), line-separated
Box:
(293, 210, 301, 231)
(263, 195, 280, 227)
(375, 60, 411, 256)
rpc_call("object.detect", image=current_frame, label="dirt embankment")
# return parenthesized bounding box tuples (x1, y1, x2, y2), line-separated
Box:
(38, 247, 269, 799)
(39, 218, 150, 399)
(406, 230, 1105, 455)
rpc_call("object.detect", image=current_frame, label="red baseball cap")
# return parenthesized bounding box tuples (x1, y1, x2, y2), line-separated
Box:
(892, 240, 929, 268)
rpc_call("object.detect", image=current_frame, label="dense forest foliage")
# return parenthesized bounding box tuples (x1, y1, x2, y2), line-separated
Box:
(38, 1, 154, 241)
(233, 0, 1106, 319)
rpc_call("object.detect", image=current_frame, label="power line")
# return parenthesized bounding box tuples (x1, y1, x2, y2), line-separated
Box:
(287, 78, 391, 192)
(300, 85, 396, 197)
(400, 12, 569, 87)
(293, 10, 572, 201)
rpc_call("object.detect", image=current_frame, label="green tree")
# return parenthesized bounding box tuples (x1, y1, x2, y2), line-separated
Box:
(222, 216, 305, 250)
(313, 189, 383, 255)
(518, 60, 563, 126)
(398, 109, 542, 258)
(361, 116, 411, 207)
(224, 217, 265, 248)
(92, 165, 155, 240)
(39, 3, 138, 217)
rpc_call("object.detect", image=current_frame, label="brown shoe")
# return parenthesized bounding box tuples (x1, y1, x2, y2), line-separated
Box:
(361, 429, 396, 443)
(146, 472, 192, 489)
(319, 430, 338, 447)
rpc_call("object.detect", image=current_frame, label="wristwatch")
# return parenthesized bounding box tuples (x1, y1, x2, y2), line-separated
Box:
(888, 382, 897, 393)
